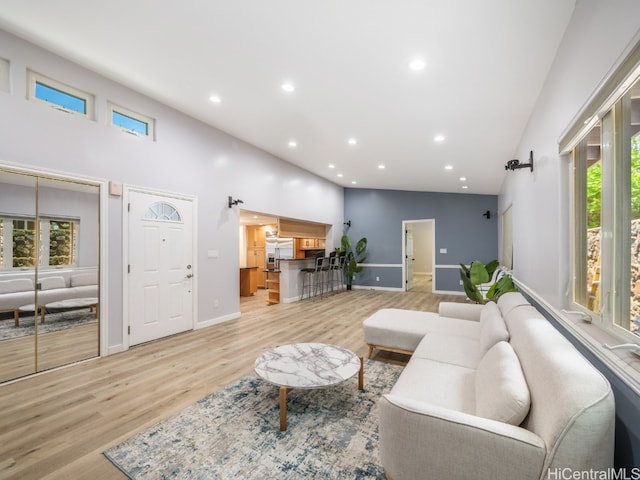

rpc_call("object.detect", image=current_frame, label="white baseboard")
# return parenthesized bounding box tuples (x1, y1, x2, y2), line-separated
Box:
(195, 311, 240, 329)
(106, 343, 126, 356)
(433, 289, 466, 296)
(352, 285, 404, 292)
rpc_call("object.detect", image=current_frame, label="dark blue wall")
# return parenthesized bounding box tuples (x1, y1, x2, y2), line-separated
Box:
(343, 188, 498, 291)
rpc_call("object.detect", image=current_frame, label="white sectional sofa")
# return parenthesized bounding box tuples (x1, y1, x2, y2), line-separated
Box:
(0, 269, 98, 326)
(363, 293, 615, 480)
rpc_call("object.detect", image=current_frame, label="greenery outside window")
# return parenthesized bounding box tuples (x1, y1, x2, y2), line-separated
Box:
(571, 75, 640, 339)
(0, 217, 78, 269)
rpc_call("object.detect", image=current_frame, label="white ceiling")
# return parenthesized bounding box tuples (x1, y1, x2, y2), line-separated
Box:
(0, 0, 575, 195)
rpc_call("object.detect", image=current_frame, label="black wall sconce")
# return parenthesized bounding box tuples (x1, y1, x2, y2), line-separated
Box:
(483, 210, 491, 219)
(228, 196, 244, 208)
(505, 150, 534, 172)
(344, 220, 352, 228)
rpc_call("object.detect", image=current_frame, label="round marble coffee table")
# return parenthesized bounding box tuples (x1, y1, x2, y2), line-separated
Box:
(254, 343, 364, 431)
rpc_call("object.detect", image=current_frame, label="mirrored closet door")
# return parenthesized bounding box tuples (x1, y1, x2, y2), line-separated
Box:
(0, 169, 100, 383)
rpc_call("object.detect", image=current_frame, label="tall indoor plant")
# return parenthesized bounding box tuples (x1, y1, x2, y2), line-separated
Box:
(459, 259, 517, 304)
(340, 234, 367, 290)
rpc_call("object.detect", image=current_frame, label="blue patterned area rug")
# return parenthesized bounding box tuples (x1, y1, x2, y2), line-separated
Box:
(0, 310, 96, 340)
(104, 359, 402, 479)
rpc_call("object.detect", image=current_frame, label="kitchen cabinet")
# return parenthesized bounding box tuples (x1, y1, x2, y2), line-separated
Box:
(297, 238, 326, 250)
(246, 225, 273, 288)
(294, 238, 326, 258)
(239, 267, 258, 296)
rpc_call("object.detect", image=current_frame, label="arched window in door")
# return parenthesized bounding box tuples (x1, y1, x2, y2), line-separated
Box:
(143, 202, 182, 222)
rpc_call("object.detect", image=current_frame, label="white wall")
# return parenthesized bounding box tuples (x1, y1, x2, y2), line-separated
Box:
(0, 29, 344, 352)
(499, 0, 640, 308)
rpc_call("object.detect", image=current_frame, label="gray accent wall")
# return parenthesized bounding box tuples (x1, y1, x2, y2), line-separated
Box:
(344, 188, 498, 291)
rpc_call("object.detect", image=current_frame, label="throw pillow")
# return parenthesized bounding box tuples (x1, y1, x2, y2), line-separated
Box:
(475, 341, 530, 425)
(39, 276, 66, 290)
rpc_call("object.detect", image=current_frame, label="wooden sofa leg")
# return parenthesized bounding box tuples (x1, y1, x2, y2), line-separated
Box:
(14, 309, 19, 327)
(367, 344, 375, 358)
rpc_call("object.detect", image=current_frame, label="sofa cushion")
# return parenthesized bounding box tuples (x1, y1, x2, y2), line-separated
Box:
(479, 301, 509, 353)
(0, 278, 34, 294)
(39, 276, 66, 290)
(497, 292, 530, 317)
(71, 272, 98, 287)
(476, 341, 530, 425)
(390, 357, 476, 414)
(412, 333, 483, 369)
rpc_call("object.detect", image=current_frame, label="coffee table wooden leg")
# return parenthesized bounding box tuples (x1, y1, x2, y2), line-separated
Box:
(358, 356, 364, 390)
(279, 387, 289, 431)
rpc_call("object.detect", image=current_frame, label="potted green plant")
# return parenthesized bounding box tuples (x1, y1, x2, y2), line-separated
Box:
(340, 235, 367, 290)
(459, 259, 517, 304)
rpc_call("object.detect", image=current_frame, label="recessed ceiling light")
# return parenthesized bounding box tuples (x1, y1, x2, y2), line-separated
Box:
(288, 140, 297, 148)
(459, 176, 467, 181)
(462, 185, 469, 189)
(348, 138, 358, 146)
(378, 164, 385, 169)
(409, 59, 426, 71)
(351, 180, 357, 184)
(445, 165, 453, 170)
(434, 134, 445, 142)
(328, 164, 335, 169)
(281, 82, 295, 93)
(337, 173, 343, 178)
(209, 95, 221, 104)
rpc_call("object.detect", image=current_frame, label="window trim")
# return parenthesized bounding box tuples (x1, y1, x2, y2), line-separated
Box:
(559, 31, 640, 154)
(27, 70, 95, 119)
(108, 102, 155, 140)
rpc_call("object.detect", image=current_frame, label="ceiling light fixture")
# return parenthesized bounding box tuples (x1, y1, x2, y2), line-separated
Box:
(434, 134, 445, 142)
(409, 59, 426, 71)
(378, 164, 385, 169)
(337, 173, 343, 178)
(281, 82, 295, 93)
(462, 185, 469, 189)
(288, 140, 297, 148)
(348, 138, 358, 146)
(459, 176, 467, 181)
(445, 165, 453, 170)
(351, 180, 357, 184)
(209, 95, 221, 103)
(328, 164, 335, 169)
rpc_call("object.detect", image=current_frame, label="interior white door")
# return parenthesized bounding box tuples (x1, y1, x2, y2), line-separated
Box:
(128, 190, 194, 346)
(405, 228, 414, 291)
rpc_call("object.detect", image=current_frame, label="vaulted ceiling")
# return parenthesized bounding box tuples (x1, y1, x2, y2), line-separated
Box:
(0, 0, 575, 194)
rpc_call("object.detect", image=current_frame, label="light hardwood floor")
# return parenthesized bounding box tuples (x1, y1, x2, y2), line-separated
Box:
(0, 286, 465, 480)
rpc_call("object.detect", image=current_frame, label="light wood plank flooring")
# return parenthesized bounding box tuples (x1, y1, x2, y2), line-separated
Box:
(0, 287, 465, 480)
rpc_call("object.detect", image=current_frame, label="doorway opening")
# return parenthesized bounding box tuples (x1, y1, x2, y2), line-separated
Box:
(403, 219, 435, 292)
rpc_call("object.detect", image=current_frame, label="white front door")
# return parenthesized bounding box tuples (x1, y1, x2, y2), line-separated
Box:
(405, 228, 414, 291)
(127, 190, 194, 346)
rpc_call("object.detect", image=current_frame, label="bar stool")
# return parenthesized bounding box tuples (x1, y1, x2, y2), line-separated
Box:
(322, 251, 338, 294)
(336, 252, 347, 291)
(328, 251, 346, 293)
(300, 253, 324, 300)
